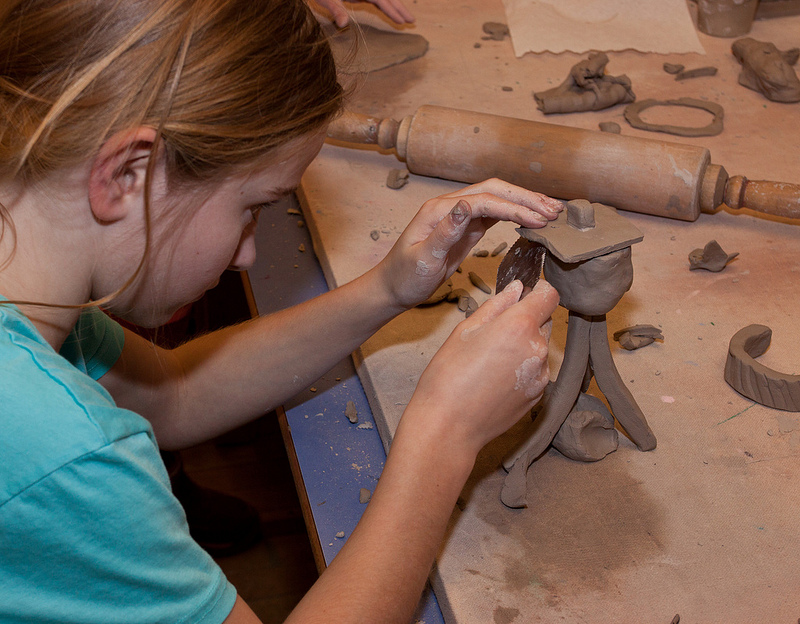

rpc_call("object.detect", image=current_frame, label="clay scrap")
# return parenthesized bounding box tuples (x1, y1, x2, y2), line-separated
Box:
(468, 271, 492, 294)
(323, 23, 428, 74)
(674, 66, 718, 81)
(624, 97, 724, 137)
(346, 400, 358, 424)
(731, 37, 800, 102)
(688, 240, 738, 271)
(598, 121, 621, 134)
(386, 168, 409, 189)
(724, 324, 800, 411)
(533, 52, 635, 115)
(663, 62, 685, 75)
(482, 22, 509, 41)
(613, 324, 663, 350)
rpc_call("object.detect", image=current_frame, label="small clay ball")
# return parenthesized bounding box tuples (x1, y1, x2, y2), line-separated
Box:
(544, 247, 633, 315)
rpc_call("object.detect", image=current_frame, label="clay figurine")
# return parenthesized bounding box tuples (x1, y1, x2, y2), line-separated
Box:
(731, 37, 800, 102)
(724, 324, 800, 411)
(688, 240, 738, 271)
(499, 200, 656, 508)
(534, 52, 635, 115)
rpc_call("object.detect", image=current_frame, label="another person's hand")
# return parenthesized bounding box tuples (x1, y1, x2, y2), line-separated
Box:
(376, 179, 563, 311)
(313, 0, 415, 27)
(400, 278, 559, 459)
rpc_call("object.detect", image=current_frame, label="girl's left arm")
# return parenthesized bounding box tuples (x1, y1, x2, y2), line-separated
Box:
(99, 179, 561, 449)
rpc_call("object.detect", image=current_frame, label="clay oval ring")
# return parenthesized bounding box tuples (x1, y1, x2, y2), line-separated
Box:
(624, 97, 724, 137)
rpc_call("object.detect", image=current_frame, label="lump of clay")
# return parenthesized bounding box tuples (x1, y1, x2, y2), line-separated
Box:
(598, 121, 621, 134)
(386, 168, 409, 189)
(613, 324, 664, 350)
(663, 62, 685, 75)
(688, 240, 738, 271)
(482, 22, 509, 41)
(732, 37, 800, 103)
(534, 52, 635, 114)
(552, 392, 619, 462)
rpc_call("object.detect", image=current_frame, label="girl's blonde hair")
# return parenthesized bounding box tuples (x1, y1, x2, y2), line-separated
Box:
(0, 0, 344, 308)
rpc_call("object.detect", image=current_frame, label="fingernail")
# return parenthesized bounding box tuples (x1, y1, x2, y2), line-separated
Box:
(451, 200, 469, 225)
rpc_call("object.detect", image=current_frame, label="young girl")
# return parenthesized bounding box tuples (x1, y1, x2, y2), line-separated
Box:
(0, 1, 561, 622)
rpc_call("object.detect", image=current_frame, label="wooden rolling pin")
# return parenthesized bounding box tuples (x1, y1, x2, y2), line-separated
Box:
(327, 105, 800, 222)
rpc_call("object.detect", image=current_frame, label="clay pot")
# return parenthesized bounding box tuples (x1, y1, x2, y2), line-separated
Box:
(696, 0, 759, 38)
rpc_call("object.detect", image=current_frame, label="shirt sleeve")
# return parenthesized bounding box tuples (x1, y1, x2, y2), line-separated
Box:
(59, 306, 125, 380)
(0, 432, 237, 624)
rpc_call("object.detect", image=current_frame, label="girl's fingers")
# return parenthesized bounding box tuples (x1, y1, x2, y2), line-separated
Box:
(517, 279, 560, 327)
(417, 200, 472, 262)
(465, 280, 524, 327)
(439, 179, 564, 222)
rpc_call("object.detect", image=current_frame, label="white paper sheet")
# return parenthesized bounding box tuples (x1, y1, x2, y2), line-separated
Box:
(502, 0, 706, 56)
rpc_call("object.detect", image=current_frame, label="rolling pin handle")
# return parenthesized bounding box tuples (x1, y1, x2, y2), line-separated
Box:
(723, 175, 800, 220)
(699, 163, 728, 214)
(327, 111, 401, 149)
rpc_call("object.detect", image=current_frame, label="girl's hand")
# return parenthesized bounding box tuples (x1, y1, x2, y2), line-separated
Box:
(400, 279, 560, 459)
(313, 0, 415, 27)
(376, 179, 563, 311)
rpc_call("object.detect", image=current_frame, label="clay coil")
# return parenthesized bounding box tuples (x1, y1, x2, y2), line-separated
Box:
(724, 324, 800, 411)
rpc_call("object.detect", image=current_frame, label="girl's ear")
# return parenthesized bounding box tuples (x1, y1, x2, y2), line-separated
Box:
(88, 127, 159, 223)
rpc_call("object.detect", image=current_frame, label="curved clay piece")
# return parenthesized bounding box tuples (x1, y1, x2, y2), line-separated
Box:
(613, 324, 664, 350)
(552, 392, 619, 462)
(501, 314, 592, 508)
(688, 240, 738, 272)
(589, 316, 657, 451)
(624, 98, 724, 137)
(663, 62, 685, 74)
(731, 37, 800, 103)
(534, 52, 635, 115)
(724, 324, 800, 411)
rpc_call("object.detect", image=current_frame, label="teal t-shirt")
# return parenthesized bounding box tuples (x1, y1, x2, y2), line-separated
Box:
(0, 301, 237, 623)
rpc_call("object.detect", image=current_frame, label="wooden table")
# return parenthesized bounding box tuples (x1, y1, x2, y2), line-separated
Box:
(297, 2, 800, 621)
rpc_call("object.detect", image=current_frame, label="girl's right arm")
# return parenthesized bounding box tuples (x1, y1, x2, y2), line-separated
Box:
(225, 278, 559, 624)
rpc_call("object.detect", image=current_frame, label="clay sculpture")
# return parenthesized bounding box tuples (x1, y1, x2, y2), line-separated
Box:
(731, 37, 800, 102)
(724, 324, 800, 411)
(534, 52, 635, 115)
(499, 200, 656, 508)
